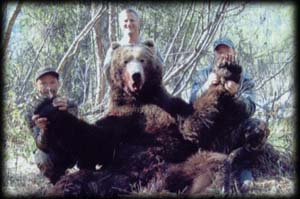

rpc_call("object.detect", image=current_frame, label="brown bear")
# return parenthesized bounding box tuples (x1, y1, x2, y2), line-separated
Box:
(35, 40, 293, 196)
(41, 40, 235, 196)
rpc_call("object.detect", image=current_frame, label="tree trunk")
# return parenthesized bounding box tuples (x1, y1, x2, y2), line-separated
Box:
(108, 2, 117, 43)
(3, 1, 23, 51)
(56, 4, 107, 73)
(92, 3, 110, 106)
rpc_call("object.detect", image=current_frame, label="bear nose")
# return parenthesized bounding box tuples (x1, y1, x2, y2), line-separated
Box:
(132, 73, 141, 83)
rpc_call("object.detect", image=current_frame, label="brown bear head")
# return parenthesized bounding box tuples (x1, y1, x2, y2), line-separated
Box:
(107, 40, 163, 97)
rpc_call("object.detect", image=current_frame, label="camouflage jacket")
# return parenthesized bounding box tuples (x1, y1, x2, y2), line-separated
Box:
(190, 65, 256, 119)
(26, 94, 78, 152)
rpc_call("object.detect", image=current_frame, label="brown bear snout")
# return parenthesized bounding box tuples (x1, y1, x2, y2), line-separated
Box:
(132, 73, 142, 84)
(124, 60, 145, 93)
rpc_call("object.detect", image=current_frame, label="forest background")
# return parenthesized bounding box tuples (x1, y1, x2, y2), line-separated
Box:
(3, 1, 296, 196)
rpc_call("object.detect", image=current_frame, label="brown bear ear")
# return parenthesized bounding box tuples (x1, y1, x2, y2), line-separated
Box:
(143, 39, 155, 48)
(111, 42, 121, 50)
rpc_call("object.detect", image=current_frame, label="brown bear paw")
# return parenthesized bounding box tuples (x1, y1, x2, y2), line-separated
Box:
(47, 170, 93, 196)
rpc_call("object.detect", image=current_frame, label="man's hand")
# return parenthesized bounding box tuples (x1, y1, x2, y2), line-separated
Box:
(225, 80, 239, 96)
(53, 97, 68, 111)
(206, 72, 220, 86)
(224, 53, 236, 64)
(214, 54, 227, 67)
(32, 114, 48, 132)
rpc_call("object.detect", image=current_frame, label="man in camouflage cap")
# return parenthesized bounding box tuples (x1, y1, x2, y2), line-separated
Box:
(189, 37, 270, 192)
(26, 67, 78, 184)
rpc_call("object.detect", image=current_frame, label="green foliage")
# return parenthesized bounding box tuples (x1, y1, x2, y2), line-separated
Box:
(267, 118, 295, 153)
(4, 89, 35, 160)
(7, 4, 95, 111)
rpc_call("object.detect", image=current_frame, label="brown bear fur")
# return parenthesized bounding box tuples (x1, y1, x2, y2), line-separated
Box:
(180, 57, 294, 189)
(45, 41, 232, 196)
(164, 151, 228, 195)
(181, 60, 245, 151)
(41, 40, 293, 196)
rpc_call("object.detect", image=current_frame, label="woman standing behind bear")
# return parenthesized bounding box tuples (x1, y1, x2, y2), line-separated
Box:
(103, 8, 163, 71)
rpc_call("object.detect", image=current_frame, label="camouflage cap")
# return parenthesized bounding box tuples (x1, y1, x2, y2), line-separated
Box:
(213, 37, 235, 51)
(35, 67, 59, 82)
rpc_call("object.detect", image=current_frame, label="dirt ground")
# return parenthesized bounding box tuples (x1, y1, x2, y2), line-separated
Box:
(4, 154, 52, 197)
(3, 151, 295, 197)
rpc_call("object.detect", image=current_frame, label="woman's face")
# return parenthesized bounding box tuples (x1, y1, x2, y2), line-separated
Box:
(119, 11, 140, 36)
